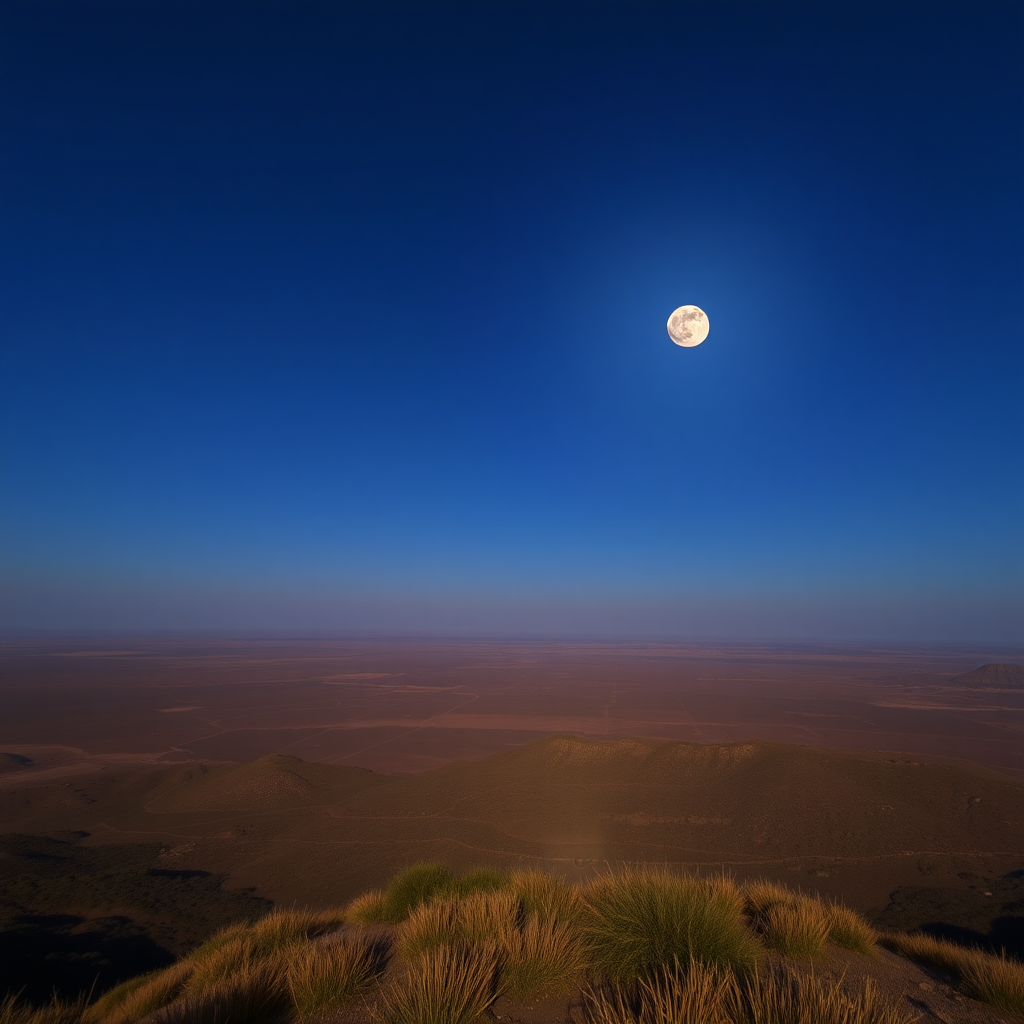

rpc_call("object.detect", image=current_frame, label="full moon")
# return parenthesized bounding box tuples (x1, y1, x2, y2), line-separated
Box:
(667, 305, 709, 347)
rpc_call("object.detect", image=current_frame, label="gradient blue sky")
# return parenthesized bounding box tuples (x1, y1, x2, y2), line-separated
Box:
(2, 1, 1022, 640)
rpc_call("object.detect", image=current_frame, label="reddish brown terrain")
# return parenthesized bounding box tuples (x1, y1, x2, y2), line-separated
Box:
(1, 636, 1023, 778)
(1, 637, 1022, 1013)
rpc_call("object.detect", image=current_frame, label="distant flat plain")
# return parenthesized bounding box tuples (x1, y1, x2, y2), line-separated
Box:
(2, 636, 1022, 778)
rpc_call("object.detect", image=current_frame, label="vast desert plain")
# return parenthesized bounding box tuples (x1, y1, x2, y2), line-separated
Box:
(1, 637, 1022, 1010)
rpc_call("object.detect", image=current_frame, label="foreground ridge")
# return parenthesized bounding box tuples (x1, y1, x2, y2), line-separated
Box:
(7, 863, 1021, 1024)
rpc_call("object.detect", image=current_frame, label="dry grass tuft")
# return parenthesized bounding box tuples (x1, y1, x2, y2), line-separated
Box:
(373, 943, 503, 1024)
(581, 960, 735, 1024)
(288, 930, 388, 1014)
(0, 995, 87, 1024)
(508, 869, 583, 922)
(85, 962, 191, 1024)
(760, 899, 830, 957)
(743, 880, 876, 957)
(583, 869, 761, 982)
(503, 913, 588, 1001)
(347, 888, 389, 923)
(398, 890, 518, 959)
(825, 901, 878, 955)
(150, 958, 290, 1024)
(246, 906, 347, 950)
(582, 962, 917, 1024)
(883, 931, 1024, 1017)
(736, 967, 918, 1024)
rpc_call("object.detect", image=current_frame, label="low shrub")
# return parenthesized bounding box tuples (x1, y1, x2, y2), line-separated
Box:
(373, 943, 503, 1024)
(583, 870, 762, 982)
(883, 932, 1024, 1017)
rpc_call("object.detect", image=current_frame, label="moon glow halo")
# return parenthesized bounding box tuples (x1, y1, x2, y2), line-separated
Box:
(667, 305, 709, 347)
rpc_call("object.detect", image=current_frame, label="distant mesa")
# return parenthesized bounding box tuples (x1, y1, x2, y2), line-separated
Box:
(950, 663, 1024, 689)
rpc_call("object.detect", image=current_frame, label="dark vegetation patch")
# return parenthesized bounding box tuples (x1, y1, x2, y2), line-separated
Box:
(0, 833, 271, 1005)
(868, 869, 1024, 958)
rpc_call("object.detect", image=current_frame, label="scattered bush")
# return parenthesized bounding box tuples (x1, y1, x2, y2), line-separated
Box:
(883, 931, 1024, 1017)
(373, 943, 503, 1024)
(583, 870, 762, 982)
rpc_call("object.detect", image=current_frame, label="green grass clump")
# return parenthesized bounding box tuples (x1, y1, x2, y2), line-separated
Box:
(287, 931, 387, 1014)
(377, 863, 457, 923)
(883, 931, 1024, 1017)
(374, 944, 503, 1024)
(583, 870, 762, 982)
(449, 868, 511, 898)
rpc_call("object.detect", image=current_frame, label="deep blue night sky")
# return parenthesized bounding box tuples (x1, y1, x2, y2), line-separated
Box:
(2, 1, 1022, 639)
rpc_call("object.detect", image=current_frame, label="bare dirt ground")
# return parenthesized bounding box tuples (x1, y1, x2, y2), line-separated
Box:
(2, 636, 1022, 778)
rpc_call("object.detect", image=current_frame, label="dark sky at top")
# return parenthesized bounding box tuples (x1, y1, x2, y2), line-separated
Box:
(2, 1, 1022, 640)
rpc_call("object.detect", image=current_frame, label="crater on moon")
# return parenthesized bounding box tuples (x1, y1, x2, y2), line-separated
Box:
(667, 305, 709, 347)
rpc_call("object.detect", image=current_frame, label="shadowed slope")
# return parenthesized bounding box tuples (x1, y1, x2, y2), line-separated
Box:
(1, 736, 1021, 911)
(146, 755, 386, 813)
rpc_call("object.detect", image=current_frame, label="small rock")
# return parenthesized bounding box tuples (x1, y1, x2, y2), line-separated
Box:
(919, 982, 934, 991)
